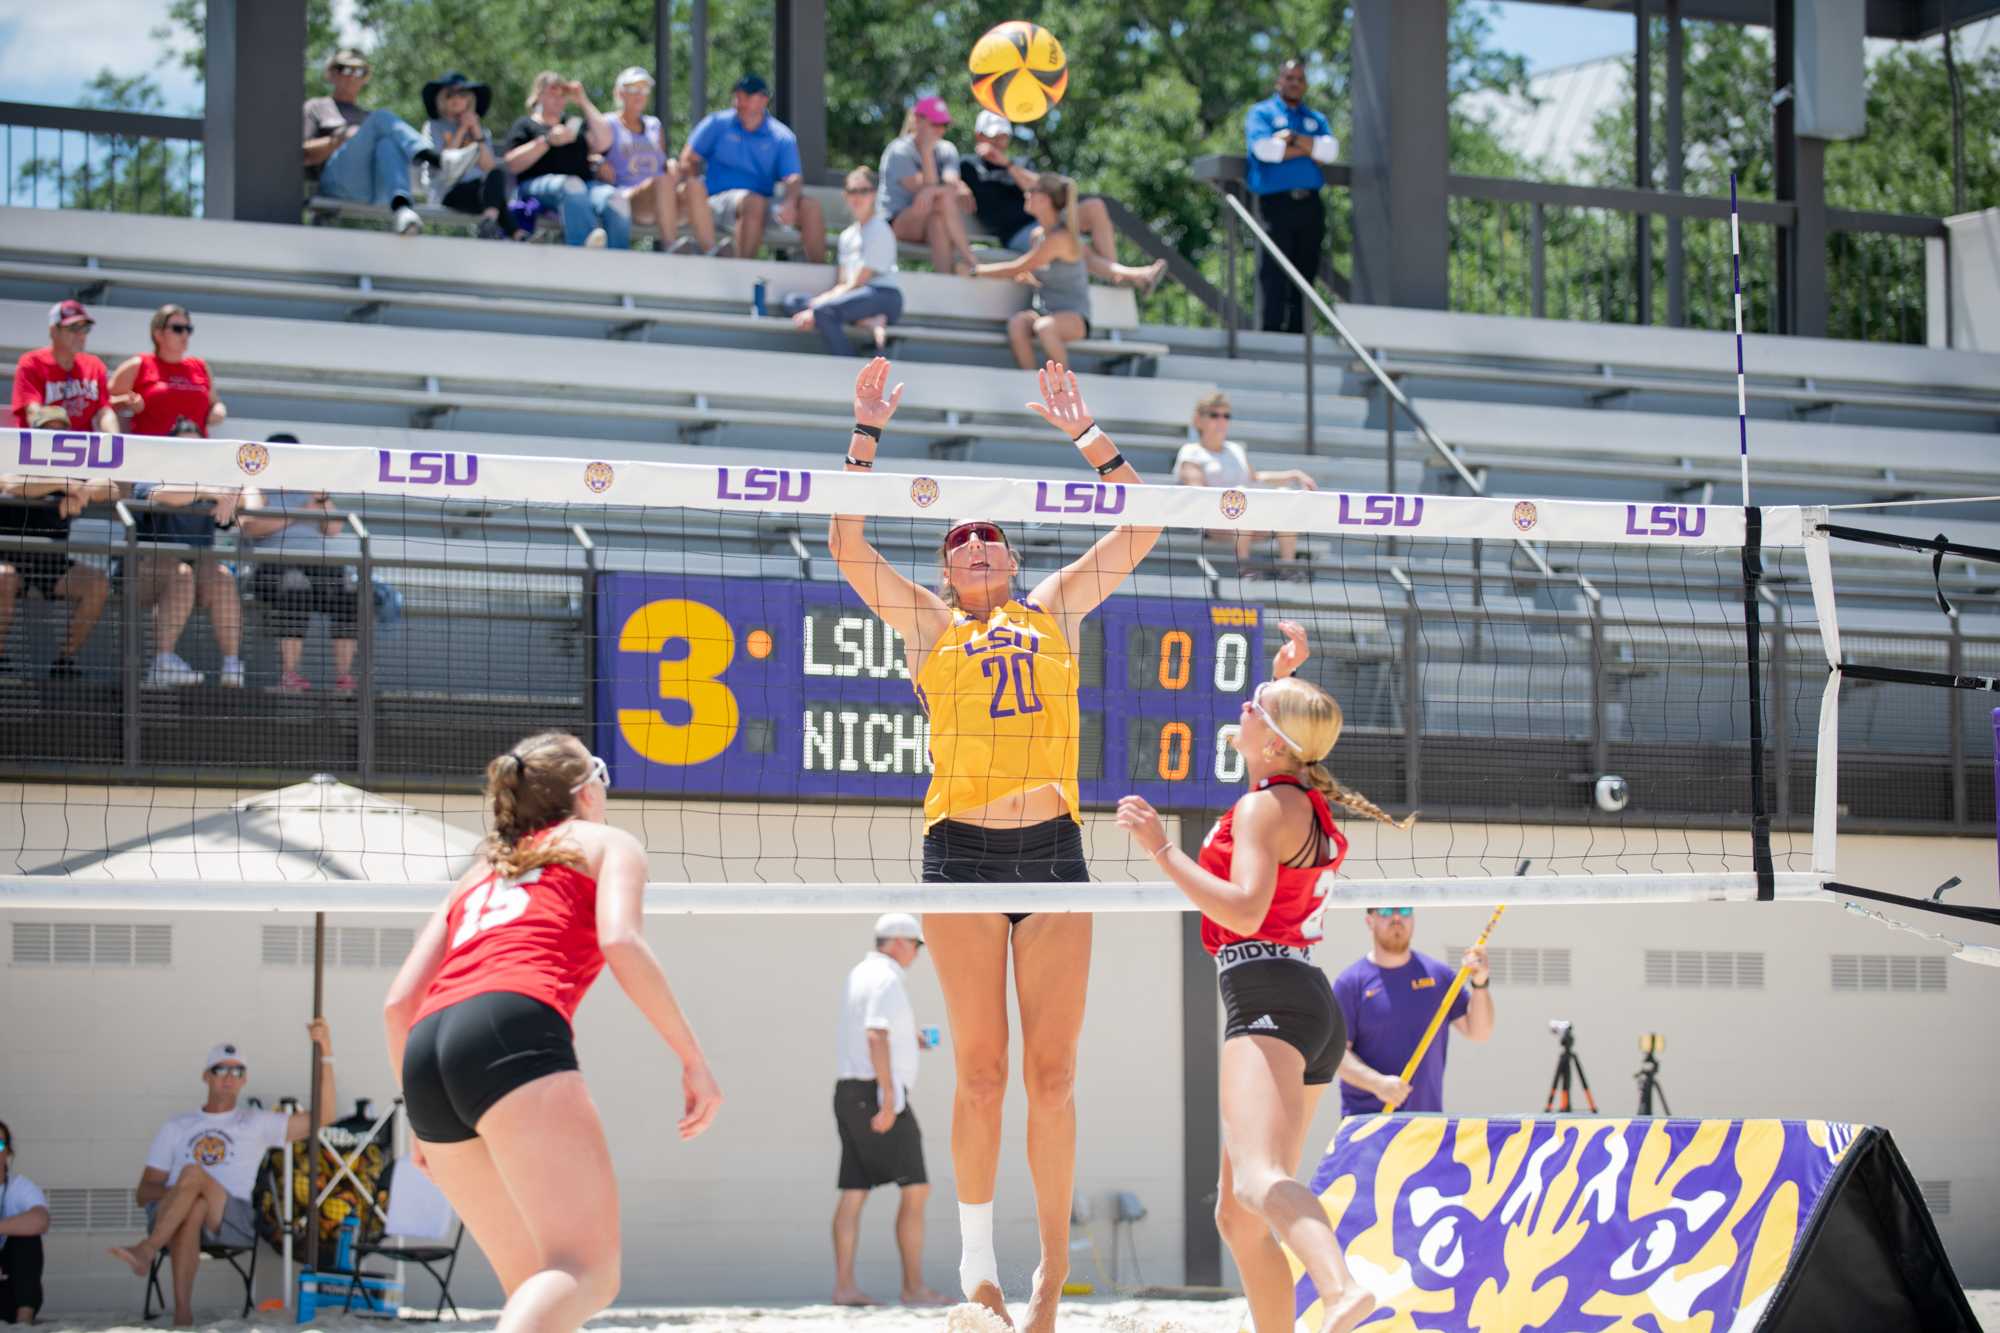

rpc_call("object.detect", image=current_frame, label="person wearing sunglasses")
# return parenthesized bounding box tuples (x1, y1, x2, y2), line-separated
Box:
(108, 305, 225, 441)
(784, 166, 903, 356)
(304, 48, 441, 237)
(0, 1118, 50, 1325)
(109, 1025, 334, 1325)
(877, 95, 979, 277)
(1175, 390, 1318, 575)
(830, 356, 1160, 1331)
(1116, 622, 1408, 1333)
(384, 732, 721, 1331)
(1329, 902, 1493, 1123)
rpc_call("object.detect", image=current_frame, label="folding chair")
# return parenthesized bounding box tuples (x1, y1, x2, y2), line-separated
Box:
(344, 1156, 464, 1321)
(142, 1162, 271, 1320)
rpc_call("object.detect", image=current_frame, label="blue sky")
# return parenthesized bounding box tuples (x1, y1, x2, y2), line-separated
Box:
(0, 1, 1637, 116)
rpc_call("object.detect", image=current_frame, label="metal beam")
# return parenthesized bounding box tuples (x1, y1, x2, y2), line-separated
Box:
(1666, 0, 1686, 326)
(0, 101, 202, 139)
(654, 0, 672, 144)
(1351, 0, 1450, 309)
(773, 0, 827, 184)
(1177, 814, 1221, 1287)
(1636, 0, 1654, 324)
(1496, 0, 2000, 36)
(691, 0, 709, 126)
(204, 0, 306, 225)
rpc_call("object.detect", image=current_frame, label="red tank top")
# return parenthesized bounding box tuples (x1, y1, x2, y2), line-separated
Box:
(127, 355, 213, 438)
(1198, 774, 1349, 954)
(414, 846, 606, 1026)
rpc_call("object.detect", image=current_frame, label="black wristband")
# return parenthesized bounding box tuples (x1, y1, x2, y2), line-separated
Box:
(1469, 978, 1490, 990)
(1093, 451, 1127, 477)
(851, 422, 882, 441)
(844, 454, 874, 469)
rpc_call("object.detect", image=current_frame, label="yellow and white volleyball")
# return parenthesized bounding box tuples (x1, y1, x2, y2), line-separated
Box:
(969, 20, 1068, 123)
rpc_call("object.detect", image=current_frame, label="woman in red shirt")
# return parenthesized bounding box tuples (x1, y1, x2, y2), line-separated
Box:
(384, 732, 721, 1330)
(1118, 623, 1411, 1333)
(107, 306, 227, 439)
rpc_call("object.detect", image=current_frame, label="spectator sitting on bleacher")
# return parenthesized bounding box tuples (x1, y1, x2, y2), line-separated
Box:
(109, 306, 227, 441)
(421, 70, 514, 240)
(0, 473, 115, 683)
(108, 1023, 334, 1328)
(503, 72, 627, 249)
(678, 74, 827, 262)
(784, 167, 902, 356)
(973, 174, 1123, 370)
(878, 96, 977, 276)
(11, 300, 134, 436)
(303, 48, 443, 238)
(960, 111, 1166, 292)
(1176, 390, 1316, 574)
(599, 66, 714, 254)
(240, 435, 359, 695)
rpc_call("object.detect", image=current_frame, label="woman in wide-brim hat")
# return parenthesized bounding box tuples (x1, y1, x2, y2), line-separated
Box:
(420, 70, 513, 238)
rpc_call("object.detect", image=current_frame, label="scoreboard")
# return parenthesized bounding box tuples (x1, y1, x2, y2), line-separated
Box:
(597, 573, 1265, 809)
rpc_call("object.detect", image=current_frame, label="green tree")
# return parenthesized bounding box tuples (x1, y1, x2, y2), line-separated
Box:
(14, 71, 202, 217)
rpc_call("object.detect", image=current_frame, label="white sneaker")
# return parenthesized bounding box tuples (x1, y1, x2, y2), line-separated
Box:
(219, 658, 244, 689)
(144, 654, 202, 688)
(394, 204, 422, 236)
(584, 226, 608, 248)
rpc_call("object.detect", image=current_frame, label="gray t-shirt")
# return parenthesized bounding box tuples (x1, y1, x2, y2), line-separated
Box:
(256, 491, 360, 557)
(876, 134, 960, 218)
(838, 216, 900, 288)
(303, 97, 369, 179)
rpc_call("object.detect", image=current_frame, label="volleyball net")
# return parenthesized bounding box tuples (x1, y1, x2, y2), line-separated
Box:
(0, 427, 1855, 913)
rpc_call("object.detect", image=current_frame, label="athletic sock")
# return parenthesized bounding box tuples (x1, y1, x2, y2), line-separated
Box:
(958, 1200, 999, 1298)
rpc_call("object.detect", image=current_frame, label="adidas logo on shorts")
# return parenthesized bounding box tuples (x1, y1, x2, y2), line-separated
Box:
(1248, 1014, 1279, 1031)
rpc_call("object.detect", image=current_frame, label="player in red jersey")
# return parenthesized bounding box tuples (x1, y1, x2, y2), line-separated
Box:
(383, 731, 721, 1332)
(1117, 622, 1412, 1333)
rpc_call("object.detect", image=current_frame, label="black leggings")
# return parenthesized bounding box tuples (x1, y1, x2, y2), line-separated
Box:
(0, 1233, 44, 1321)
(442, 169, 514, 221)
(403, 991, 579, 1143)
(922, 816, 1087, 924)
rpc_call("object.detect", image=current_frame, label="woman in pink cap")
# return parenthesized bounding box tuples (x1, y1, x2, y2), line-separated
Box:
(877, 96, 979, 275)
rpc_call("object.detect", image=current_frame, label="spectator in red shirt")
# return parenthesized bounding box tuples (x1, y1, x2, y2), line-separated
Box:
(109, 306, 226, 440)
(109, 307, 244, 688)
(10, 300, 133, 433)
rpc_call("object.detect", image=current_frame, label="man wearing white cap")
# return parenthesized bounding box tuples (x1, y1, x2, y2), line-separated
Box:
(959, 112, 1165, 290)
(832, 913, 946, 1306)
(108, 1019, 335, 1325)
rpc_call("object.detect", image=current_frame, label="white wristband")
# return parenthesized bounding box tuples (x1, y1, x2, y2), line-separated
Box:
(1072, 423, 1106, 451)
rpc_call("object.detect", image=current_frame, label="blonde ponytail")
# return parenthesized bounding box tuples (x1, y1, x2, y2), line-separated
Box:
(1305, 761, 1417, 831)
(479, 731, 591, 879)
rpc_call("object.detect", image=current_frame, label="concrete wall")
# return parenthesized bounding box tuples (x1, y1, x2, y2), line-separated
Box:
(3, 788, 1994, 1316)
(1934, 207, 2000, 351)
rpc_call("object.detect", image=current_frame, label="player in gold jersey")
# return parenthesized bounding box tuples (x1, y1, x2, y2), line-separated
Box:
(830, 357, 1159, 1332)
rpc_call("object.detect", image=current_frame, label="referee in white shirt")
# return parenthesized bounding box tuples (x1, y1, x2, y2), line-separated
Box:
(832, 913, 946, 1306)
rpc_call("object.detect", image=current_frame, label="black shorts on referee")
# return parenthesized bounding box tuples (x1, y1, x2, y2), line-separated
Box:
(833, 1079, 928, 1190)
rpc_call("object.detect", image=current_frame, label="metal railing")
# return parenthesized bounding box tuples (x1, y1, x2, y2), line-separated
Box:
(1, 101, 205, 217)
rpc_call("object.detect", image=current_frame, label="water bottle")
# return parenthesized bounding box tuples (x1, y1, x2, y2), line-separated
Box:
(922, 1025, 941, 1049)
(751, 278, 767, 318)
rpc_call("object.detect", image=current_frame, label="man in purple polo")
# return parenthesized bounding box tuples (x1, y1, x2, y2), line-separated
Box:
(1332, 907, 1494, 1114)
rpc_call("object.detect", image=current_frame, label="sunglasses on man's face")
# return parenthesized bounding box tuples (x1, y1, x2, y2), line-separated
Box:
(334, 64, 369, 77)
(63, 321, 96, 333)
(944, 522, 1007, 552)
(1204, 410, 1232, 419)
(844, 186, 871, 196)
(164, 323, 194, 335)
(208, 1064, 247, 1077)
(1370, 907, 1414, 919)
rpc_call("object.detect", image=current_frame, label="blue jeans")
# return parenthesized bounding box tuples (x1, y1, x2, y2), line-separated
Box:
(316, 109, 425, 207)
(517, 175, 631, 248)
(783, 285, 904, 356)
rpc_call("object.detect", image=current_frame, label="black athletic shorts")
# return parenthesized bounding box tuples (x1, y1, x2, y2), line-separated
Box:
(922, 816, 1087, 925)
(833, 1079, 928, 1190)
(1217, 948, 1345, 1085)
(402, 990, 580, 1143)
(3, 551, 73, 599)
(252, 564, 360, 637)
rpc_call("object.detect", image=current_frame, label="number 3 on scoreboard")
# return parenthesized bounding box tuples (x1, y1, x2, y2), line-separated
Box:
(451, 867, 542, 948)
(616, 598, 742, 766)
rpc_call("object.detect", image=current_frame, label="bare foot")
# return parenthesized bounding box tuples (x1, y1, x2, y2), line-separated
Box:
(966, 1279, 1012, 1327)
(1319, 1285, 1377, 1333)
(902, 1287, 952, 1306)
(1022, 1266, 1065, 1333)
(832, 1287, 879, 1307)
(1132, 258, 1168, 293)
(107, 1244, 150, 1277)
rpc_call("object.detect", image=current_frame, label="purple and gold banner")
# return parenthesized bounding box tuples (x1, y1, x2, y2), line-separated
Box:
(1293, 1116, 1861, 1332)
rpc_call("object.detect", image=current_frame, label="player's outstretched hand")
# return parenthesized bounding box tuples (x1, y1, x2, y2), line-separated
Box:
(1026, 360, 1093, 439)
(1115, 795, 1168, 858)
(679, 1060, 723, 1140)
(852, 356, 905, 437)
(1271, 619, 1310, 679)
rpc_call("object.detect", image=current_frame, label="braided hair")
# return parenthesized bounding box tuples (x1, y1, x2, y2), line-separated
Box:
(1262, 678, 1417, 831)
(480, 731, 591, 879)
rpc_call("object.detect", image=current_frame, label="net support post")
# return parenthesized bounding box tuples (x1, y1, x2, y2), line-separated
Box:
(1742, 507, 1775, 898)
(117, 503, 140, 772)
(1803, 516, 1842, 876)
(353, 516, 376, 784)
(1948, 618, 1967, 827)
(1396, 569, 1422, 808)
(1589, 600, 1609, 783)
(1175, 809, 1221, 1287)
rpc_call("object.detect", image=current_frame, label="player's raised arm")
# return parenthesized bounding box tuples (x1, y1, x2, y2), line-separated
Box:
(827, 357, 949, 649)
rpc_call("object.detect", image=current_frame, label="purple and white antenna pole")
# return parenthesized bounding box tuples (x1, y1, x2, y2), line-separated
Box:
(1731, 172, 1751, 506)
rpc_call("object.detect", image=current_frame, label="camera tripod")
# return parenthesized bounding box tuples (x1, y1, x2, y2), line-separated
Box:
(1636, 1049, 1671, 1115)
(1544, 1023, 1599, 1113)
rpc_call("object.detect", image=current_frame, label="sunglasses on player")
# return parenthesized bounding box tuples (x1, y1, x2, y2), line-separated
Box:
(571, 753, 610, 794)
(943, 521, 1008, 553)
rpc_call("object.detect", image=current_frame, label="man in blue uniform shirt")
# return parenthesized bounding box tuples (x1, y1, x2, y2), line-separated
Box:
(1333, 907, 1494, 1114)
(1243, 59, 1339, 333)
(678, 73, 827, 262)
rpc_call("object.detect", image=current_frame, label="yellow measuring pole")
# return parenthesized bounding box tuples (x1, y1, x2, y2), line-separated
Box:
(1381, 904, 1505, 1111)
